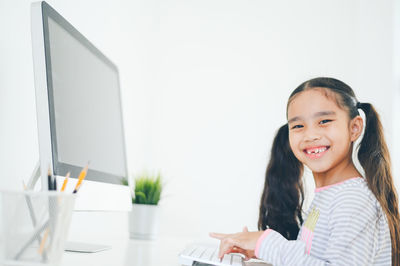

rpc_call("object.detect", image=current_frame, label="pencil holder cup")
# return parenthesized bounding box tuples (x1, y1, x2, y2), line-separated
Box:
(0, 190, 76, 266)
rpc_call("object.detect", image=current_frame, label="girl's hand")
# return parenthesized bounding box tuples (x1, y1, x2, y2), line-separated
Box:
(209, 226, 264, 260)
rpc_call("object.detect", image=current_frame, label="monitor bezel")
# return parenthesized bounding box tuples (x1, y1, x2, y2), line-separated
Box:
(32, 1, 127, 185)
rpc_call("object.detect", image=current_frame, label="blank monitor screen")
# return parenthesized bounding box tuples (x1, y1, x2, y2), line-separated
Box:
(42, 3, 127, 184)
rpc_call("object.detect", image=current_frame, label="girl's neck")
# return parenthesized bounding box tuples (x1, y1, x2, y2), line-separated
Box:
(312, 157, 362, 188)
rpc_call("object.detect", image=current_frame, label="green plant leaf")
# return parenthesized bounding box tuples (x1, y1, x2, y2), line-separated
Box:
(131, 173, 162, 205)
(121, 177, 129, 186)
(134, 191, 147, 204)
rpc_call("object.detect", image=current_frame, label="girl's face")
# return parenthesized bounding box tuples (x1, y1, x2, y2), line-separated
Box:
(287, 89, 362, 174)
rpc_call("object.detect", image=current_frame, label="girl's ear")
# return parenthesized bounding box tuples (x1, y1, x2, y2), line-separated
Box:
(350, 115, 363, 142)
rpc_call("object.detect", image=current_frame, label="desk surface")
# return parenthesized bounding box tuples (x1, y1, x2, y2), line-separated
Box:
(62, 211, 206, 266)
(61, 236, 189, 266)
(61, 211, 270, 266)
(61, 237, 271, 266)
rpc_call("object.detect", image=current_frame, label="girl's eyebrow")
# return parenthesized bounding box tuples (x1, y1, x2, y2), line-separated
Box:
(288, 111, 336, 124)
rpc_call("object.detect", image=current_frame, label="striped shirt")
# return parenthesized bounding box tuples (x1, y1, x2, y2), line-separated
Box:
(255, 177, 391, 265)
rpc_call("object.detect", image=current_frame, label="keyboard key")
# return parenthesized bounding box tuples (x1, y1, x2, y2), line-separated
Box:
(221, 254, 232, 265)
(191, 246, 206, 258)
(203, 247, 216, 260)
(179, 244, 244, 266)
(232, 255, 243, 265)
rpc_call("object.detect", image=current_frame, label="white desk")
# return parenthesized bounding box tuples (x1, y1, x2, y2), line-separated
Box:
(61, 236, 189, 266)
(61, 237, 270, 266)
(61, 211, 270, 266)
(61, 211, 191, 266)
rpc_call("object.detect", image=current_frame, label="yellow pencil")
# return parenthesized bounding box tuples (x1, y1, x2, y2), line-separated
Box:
(38, 228, 49, 255)
(61, 172, 70, 192)
(73, 164, 89, 193)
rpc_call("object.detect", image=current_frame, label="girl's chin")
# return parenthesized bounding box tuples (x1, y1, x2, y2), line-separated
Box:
(304, 164, 330, 174)
(310, 169, 329, 174)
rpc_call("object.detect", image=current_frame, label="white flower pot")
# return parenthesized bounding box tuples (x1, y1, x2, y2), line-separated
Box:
(129, 204, 159, 240)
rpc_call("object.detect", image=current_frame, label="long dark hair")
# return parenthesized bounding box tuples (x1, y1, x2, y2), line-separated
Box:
(257, 124, 304, 240)
(258, 77, 400, 265)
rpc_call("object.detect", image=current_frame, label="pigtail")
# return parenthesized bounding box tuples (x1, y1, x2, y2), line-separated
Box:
(358, 103, 400, 266)
(258, 124, 304, 240)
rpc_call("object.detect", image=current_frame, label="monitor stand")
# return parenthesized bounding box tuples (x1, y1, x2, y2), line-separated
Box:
(27, 162, 111, 253)
(64, 241, 111, 253)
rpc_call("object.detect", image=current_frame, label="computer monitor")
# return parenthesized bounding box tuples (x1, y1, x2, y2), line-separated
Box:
(31, 1, 130, 211)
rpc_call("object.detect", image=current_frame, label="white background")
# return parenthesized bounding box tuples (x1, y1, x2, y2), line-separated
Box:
(0, 0, 399, 240)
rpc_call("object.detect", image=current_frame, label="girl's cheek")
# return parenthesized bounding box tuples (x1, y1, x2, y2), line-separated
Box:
(289, 134, 301, 149)
(288, 138, 296, 153)
(289, 138, 302, 158)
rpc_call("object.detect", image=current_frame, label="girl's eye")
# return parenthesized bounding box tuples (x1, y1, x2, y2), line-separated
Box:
(291, 124, 303, 129)
(319, 119, 332, 125)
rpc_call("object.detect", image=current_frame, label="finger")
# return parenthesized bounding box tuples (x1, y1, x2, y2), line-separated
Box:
(227, 248, 249, 261)
(231, 246, 240, 252)
(231, 246, 245, 254)
(231, 246, 246, 255)
(242, 226, 249, 232)
(231, 247, 250, 261)
(209, 232, 229, 239)
(218, 238, 238, 259)
(228, 247, 238, 256)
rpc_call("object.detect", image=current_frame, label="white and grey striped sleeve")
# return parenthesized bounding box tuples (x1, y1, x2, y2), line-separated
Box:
(256, 188, 389, 265)
(256, 229, 326, 266)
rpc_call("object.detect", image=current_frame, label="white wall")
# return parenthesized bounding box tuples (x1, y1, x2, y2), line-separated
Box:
(0, 0, 398, 240)
(149, 0, 399, 238)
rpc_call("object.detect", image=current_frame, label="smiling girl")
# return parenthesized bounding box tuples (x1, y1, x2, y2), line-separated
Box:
(210, 77, 400, 265)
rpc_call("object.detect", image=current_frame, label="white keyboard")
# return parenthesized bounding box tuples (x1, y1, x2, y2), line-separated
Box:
(179, 244, 244, 266)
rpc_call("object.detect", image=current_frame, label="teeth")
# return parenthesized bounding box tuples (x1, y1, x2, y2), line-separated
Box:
(306, 147, 327, 154)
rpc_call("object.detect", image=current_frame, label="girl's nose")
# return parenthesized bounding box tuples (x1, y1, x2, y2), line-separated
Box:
(304, 129, 321, 142)
(305, 135, 321, 142)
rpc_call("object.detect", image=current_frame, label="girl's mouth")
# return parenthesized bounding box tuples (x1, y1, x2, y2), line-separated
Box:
(303, 146, 330, 159)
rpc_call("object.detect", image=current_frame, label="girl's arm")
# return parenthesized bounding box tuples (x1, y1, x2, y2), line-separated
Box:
(256, 229, 325, 265)
(212, 188, 390, 265)
(211, 229, 325, 265)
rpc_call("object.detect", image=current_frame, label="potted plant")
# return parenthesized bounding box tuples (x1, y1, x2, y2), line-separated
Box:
(122, 172, 162, 240)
